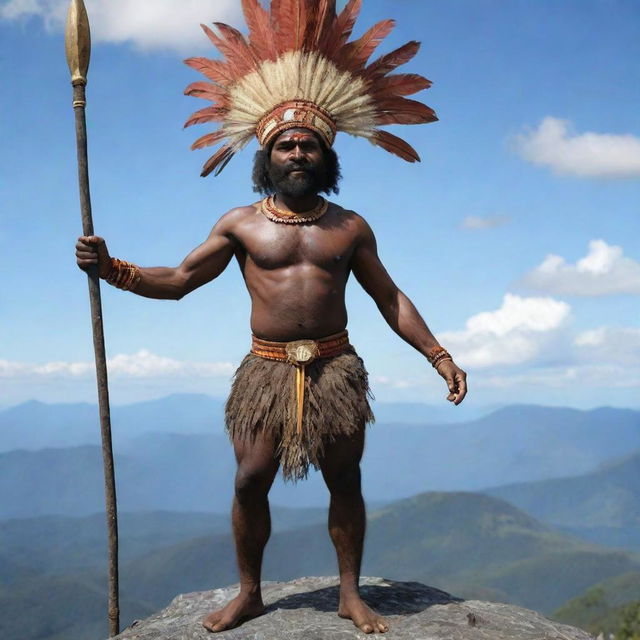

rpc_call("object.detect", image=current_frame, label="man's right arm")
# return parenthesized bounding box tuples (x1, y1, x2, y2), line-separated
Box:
(75, 212, 239, 300)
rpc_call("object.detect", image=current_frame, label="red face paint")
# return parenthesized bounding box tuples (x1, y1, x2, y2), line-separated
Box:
(288, 132, 314, 142)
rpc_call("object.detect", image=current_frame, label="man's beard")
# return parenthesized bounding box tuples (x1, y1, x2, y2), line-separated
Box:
(268, 162, 326, 199)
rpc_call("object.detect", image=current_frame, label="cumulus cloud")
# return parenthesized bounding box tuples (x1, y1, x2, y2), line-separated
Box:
(519, 239, 640, 296)
(575, 327, 640, 366)
(438, 293, 571, 368)
(477, 364, 640, 390)
(459, 215, 510, 231)
(0, 0, 240, 53)
(0, 350, 235, 379)
(373, 375, 422, 390)
(514, 117, 640, 178)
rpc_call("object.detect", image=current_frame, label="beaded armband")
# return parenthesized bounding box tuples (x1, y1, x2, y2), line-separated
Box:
(105, 258, 141, 291)
(426, 345, 453, 370)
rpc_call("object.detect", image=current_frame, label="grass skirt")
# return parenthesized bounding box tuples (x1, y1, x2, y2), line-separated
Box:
(225, 349, 374, 481)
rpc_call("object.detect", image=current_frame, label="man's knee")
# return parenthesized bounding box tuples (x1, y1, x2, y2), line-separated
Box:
(234, 465, 273, 503)
(324, 464, 362, 496)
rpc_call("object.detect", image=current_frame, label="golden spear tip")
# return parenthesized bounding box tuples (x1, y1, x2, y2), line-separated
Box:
(65, 0, 91, 85)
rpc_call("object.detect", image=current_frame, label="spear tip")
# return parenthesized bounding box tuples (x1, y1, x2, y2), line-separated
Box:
(65, 0, 91, 85)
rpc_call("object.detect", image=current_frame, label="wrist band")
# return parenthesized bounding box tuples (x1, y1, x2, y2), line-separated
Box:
(426, 345, 453, 369)
(105, 258, 141, 291)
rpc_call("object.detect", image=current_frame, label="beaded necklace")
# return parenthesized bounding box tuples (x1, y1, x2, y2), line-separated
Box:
(260, 195, 328, 224)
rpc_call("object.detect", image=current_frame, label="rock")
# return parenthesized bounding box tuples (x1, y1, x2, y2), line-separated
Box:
(113, 576, 595, 639)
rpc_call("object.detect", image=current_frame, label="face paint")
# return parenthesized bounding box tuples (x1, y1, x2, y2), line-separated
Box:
(288, 132, 313, 143)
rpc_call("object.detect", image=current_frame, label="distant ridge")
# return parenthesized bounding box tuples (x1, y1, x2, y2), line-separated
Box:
(484, 449, 640, 550)
(0, 491, 630, 639)
(2, 403, 639, 516)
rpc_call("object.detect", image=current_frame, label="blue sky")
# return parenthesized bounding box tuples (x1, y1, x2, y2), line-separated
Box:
(1, 0, 639, 410)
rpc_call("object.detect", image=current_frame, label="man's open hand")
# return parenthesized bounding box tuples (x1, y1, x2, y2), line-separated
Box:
(76, 235, 111, 278)
(435, 360, 467, 405)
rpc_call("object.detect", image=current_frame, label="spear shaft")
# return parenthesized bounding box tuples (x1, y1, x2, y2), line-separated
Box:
(65, 0, 119, 635)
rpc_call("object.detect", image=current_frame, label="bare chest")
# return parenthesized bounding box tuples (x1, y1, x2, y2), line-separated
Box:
(240, 220, 356, 271)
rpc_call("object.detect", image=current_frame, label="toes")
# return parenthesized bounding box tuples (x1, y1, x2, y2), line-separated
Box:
(202, 616, 228, 633)
(377, 620, 389, 633)
(358, 623, 374, 634)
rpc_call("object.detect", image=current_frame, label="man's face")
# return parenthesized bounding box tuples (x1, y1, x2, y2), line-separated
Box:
(268, 128, 327, 198)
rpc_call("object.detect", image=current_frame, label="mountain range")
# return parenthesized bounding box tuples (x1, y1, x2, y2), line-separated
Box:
(485, 450, 640, 551)
(0, 394, 493, 452)
(3, 491, 638, 640)
(2, 402, 639, 517)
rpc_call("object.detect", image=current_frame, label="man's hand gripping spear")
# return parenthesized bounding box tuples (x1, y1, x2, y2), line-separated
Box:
(65, 0, 120, 635)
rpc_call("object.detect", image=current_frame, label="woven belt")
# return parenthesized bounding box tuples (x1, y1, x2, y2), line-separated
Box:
(251, 330, 351, 436)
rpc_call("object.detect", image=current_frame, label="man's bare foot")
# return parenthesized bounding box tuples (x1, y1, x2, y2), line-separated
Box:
(338, 592, 389, 634)
(202, 592, 265, 633)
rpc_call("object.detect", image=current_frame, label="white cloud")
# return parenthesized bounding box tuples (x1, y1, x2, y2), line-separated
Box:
(477, 364, 640, 390)
(460, 215, 510, 231)
(519, 239, 640, 296)
(0, 350, 235, 379)
(373, 375, 422, 390)
(438, 293, 571, 368)
(575, 327, 640, 366)
(0, 0, 240, 53)
(514, 117, 640, 178)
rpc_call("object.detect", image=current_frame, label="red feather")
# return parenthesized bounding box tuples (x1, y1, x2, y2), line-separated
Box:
(184, 57, 234, 85)
(199, 24, 255, 79)
(214, 22, 260, 75)
(184, 81, 229, 104)
(375, 97, 438, 125)
(305, 0, 335, 50)
(271, 0, 308, 53)
(241, 0, 278, 60)
(336, 19, 395, 72)
(372, 73, 432, 97)
(372, 130, 420, 163)
(191, 130, 227, 150)
(184, 106, 228, 129)
(365, 41, 420, 80)
(320, 0, 361, 56)
(201, 145, 235, 177)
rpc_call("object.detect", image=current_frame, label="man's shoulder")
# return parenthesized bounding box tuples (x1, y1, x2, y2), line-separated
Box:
(214, 203, 262, 230)
(329, 202, 368, 226)
(329, 203, 372, 238)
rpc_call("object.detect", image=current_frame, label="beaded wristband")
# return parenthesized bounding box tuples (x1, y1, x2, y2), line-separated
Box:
(105, 258, 141, 291)
(426, 345, 453, 369)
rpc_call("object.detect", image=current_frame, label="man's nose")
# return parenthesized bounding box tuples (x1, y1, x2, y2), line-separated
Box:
(290, 145, 305, 160)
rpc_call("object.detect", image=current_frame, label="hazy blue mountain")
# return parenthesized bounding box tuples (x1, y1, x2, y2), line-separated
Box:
(0, 400, 99, 451)
(0, 394, 493, 452)
(484, 451, 640, 551)
(3, 404, 640, 517)
(3, 491, 638, 640)
(0, 394, 225, 451)
(0, 438, 234, 518)
(0, 507, 327, 576)
(118, 492, 640, 615)
(369, 400, 498, 424)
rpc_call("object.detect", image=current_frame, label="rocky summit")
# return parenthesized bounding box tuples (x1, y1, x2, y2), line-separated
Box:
(112, 576, 594, 640)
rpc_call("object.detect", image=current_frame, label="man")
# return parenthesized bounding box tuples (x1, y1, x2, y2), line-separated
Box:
(76, 0, 468, 634)
(76, 127, 467, 633)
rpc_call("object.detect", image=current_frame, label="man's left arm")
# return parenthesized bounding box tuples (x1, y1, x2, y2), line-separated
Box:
(350, 217, 467, 405)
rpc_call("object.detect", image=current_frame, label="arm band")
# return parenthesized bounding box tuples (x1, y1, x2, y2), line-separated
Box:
(105, 258, 141, 291)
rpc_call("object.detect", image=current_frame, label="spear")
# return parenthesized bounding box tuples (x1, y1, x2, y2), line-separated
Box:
(65, 0, 120, 635)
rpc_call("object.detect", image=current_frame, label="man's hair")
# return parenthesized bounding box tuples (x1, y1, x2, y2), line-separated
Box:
(252, 136, 342, 195)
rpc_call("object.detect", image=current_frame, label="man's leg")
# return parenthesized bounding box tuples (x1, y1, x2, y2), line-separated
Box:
(203, 429, 280, 633)
(319, 424, 389, 634)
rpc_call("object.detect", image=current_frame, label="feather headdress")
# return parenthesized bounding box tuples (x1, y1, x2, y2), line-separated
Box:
(184, 0, 437, 176)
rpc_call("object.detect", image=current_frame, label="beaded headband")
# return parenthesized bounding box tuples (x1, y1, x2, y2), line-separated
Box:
(184, 0, 437, 176)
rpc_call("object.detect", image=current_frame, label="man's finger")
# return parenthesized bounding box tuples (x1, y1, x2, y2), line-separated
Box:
(453, 373, 468, 405)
